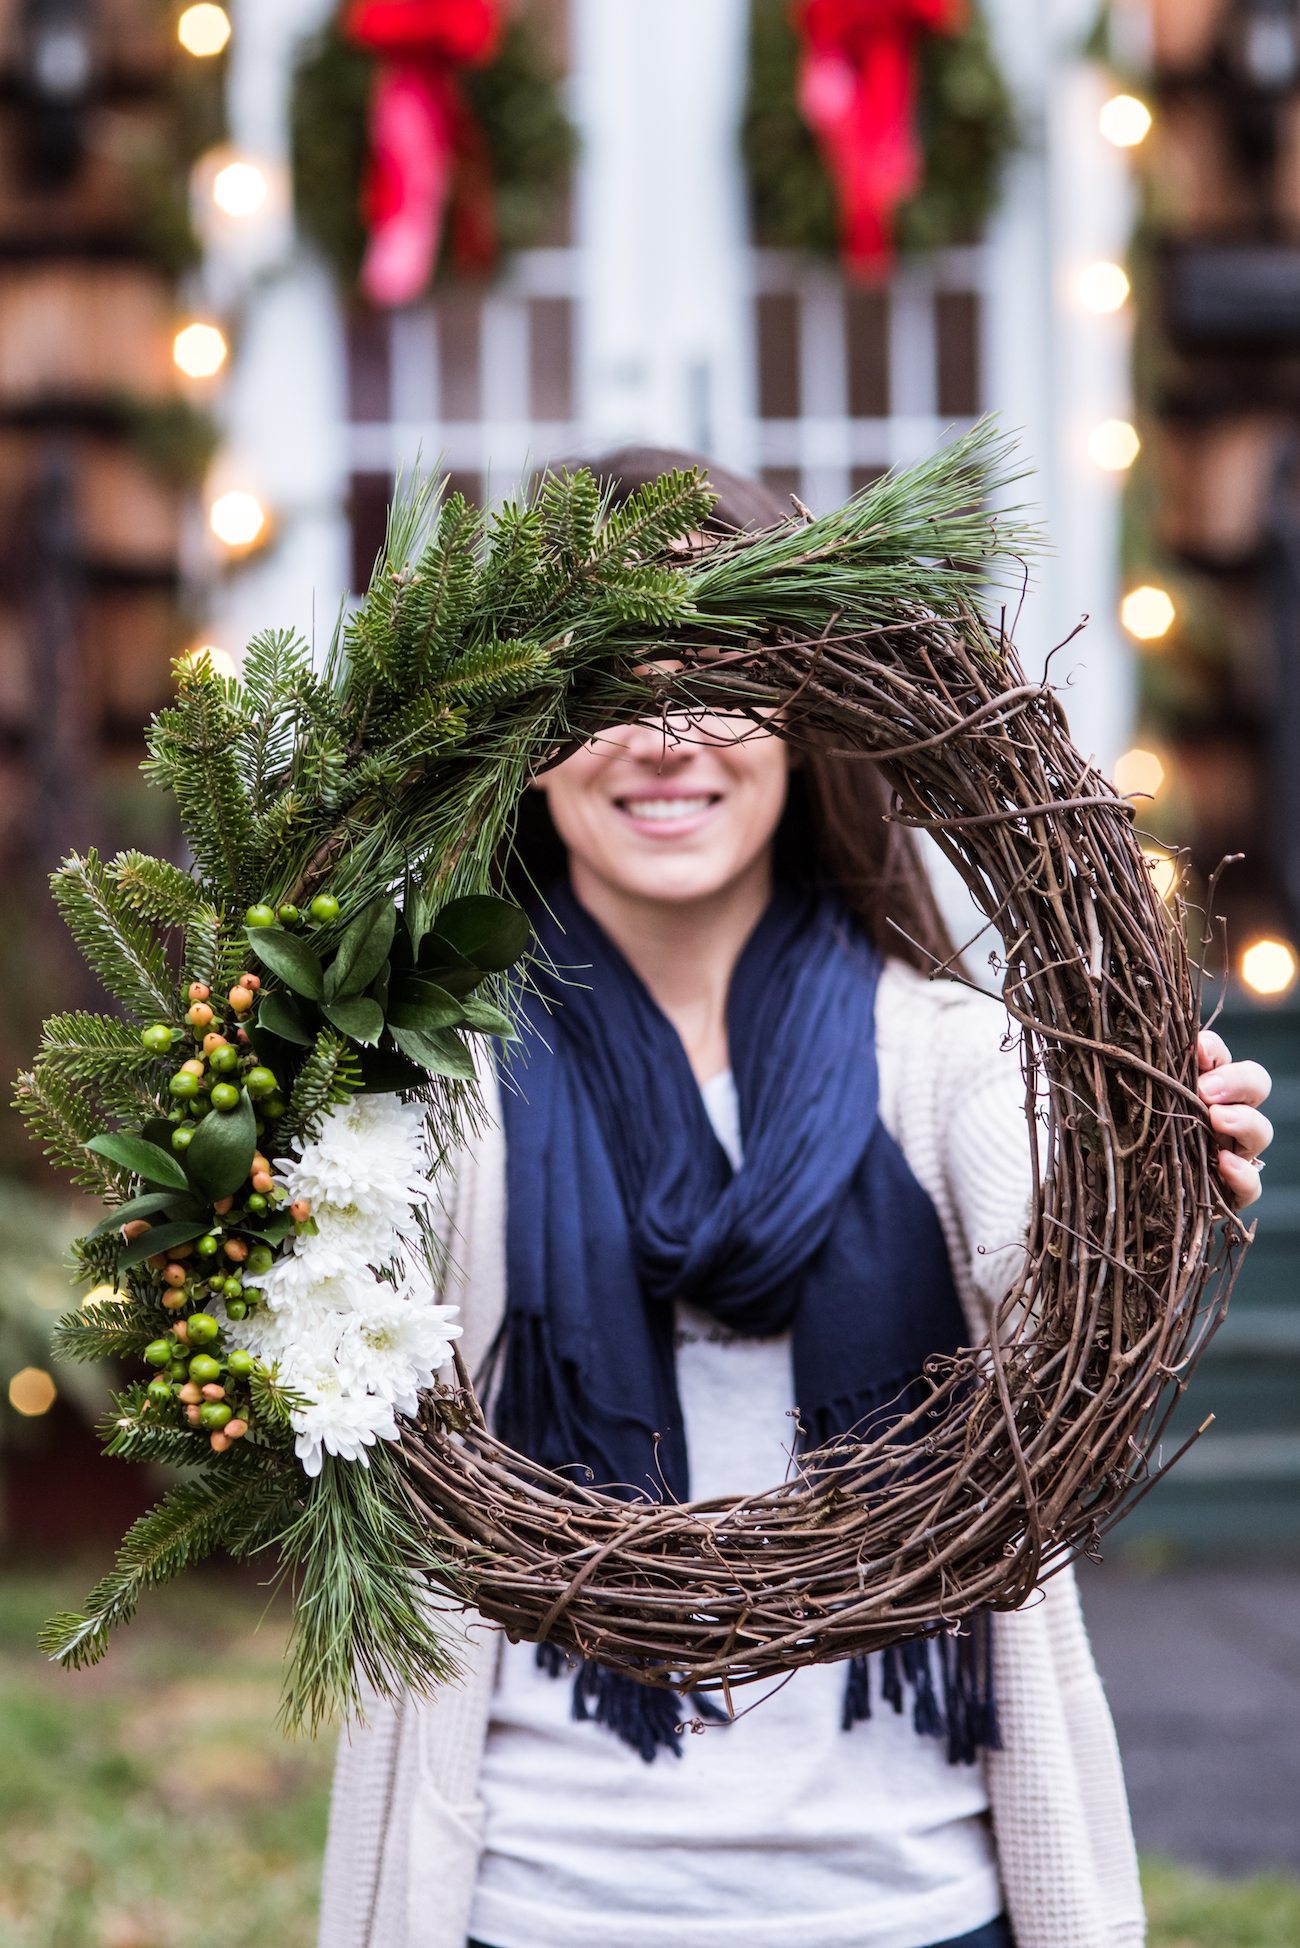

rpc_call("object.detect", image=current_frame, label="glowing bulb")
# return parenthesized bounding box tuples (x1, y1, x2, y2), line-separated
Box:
(9, 1367, 57, 1417)
(182, 643, 238, 679)
(1241, 938, 1298, 998)
(209, 491, 267, 550)
(1089, 418, 1141, 471)
(1099, 94, 1152, 148)
(83, 1284, 127, 1309)
(1121, 584, 1176, 643)
(177, 3, 231, 57)
(212, 159, 268, 219)
(1079, 261, 1131, 314)
(1114, 747, 1165, 799)
(172, 321, 228, 380)
(1142, 849, 1178, 901)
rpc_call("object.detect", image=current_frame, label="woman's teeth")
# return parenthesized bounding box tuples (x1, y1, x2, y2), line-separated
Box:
(620, 796, 715, 821)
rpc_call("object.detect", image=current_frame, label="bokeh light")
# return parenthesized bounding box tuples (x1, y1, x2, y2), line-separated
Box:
(1089, 418, 1141, 471)
(1099, 94, 1152, 148)
(212, 159, 268, 219)
(1121, 584, 1176, 642)
(9, 1367, 57, 1417)
(209, 491, 267, 550)
(182, 643, 238, 679)
(1142, 848, 1178, 901)
(1079, 261, 1131, 313)
(177, 4, 231, 57)
(1114, 746, 1166, 799)
(1241, 938, 1298, 998)
(172, 321, 228, 380)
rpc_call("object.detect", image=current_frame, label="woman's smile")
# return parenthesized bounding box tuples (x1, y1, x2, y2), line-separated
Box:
(613, 788, 723, 836)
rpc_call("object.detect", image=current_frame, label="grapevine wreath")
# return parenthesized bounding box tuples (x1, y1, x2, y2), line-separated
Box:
(23, 426, 1248, 1730)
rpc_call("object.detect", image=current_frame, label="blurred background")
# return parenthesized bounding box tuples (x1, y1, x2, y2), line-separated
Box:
(1, 0, 1300, 1943)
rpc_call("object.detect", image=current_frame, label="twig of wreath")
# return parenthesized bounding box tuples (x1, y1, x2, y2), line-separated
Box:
(401, 604, 1250, 1695)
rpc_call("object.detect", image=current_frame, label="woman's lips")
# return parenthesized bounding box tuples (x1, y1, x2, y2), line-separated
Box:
(613, 792, 721, 836)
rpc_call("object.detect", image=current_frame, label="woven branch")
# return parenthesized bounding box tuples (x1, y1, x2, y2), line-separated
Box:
(398, 605, 1248, 1694)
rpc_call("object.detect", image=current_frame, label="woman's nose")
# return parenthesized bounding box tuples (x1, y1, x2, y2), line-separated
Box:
(614, 716, 696, 767)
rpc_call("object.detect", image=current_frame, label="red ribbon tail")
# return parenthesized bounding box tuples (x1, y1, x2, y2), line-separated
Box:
(358, 64, 457, 308)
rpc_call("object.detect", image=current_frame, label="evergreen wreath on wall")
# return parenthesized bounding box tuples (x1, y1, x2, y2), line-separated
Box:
(743, 0, 1017, 273)
(23, 427, 1247, 1730)
(291, 4, 576, 307)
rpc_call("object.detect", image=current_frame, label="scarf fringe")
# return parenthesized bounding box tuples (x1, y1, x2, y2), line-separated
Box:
(842, 1620, 1001, 1765)
(536, 1642, 728, 1763)
(537, 1621, 998, 1767)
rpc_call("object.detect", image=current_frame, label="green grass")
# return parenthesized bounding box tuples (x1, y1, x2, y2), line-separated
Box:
(0, 1566, 1297, 1947)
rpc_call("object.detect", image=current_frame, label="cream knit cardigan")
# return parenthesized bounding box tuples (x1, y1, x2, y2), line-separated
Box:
(318, 960, 1146, 1948)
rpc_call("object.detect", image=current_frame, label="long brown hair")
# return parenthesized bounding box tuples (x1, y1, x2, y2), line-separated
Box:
(518, 444, 960, 976)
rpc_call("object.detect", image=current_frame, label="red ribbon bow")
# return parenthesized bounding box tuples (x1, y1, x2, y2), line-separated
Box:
(793, 0, 964, 280)
(344, 0, 502, 308)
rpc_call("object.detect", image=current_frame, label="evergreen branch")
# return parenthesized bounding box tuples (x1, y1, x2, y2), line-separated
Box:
(50, 851, 175, 1022)
(14, 1067, 121, 1193)
(41, 1469, 300, 1672)
(107, 851, 205, 926)
(39, 1012, 160, 1084)
(236, 627, 312, 798)
(143, 663, 258, 903)
(183, 904, 223, 989)
(53, 1299, 154, 1365)
(430, 638, 556, 709)
(278, 1445, 464, 1732)
(279, 1029, 362, 1147)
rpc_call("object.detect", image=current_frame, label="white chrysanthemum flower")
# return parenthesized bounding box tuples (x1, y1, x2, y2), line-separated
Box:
(275, 1094, 427, 1230)
(258, 1240, 379, 1313)
(334, 1294, 462, 1411)
(279, 1348, 399, 1477)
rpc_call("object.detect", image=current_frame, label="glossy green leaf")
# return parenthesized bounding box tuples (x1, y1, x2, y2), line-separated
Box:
(322, 995, 385, 1045)
(117, 1220, 210, 1270)
(358, 1047, 428, 1094)
(83, 1190, 193, 1241)
(255, 991, 315, 1046)
(414, 932, 481, 997)
(459, 997, 517, 1041)
(324, 898, 397, 1001)
(390, 1024, 477, 1080)
(245, 926, 325, 1001)
(182, 1090, 258, 1201)
(240, 1212, 294, 1246)
(387, 979, 467, 1032)
(432, 895, 530, 972)
(85, 1133, 190, 1190)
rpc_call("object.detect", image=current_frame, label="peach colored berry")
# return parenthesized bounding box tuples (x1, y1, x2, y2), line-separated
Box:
(180, 1057, 205, 1077)
(203, 1033, 228, 1056)
(290, 1198, 311, 1223)
(161, 1290, 186, 1310)
(178, 1382, 202, 1404)
(213, 1196, 234, 1216)
(167, 1242, 193, 1261)
(121, 1219, 152, 1242)
(188, 982, 211, 1002)
(172, 1320, 189, 1343)
(185, 1404, 203, 1426)
(186, 1002, 214, 1030)
(209, 1431, 232, 1453)
(163, 1263, 187, 1289)
(201, 1383, 226, 1401)
(225, 1418, 249, 1440)
(223, 1238, 249, 1263)
(251, 1171, 274, 1195)
(240, 972, 262, 992)
(228, 985, 254, 1013)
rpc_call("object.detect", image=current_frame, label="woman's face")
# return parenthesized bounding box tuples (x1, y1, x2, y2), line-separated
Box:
(535, 713, 790, 908)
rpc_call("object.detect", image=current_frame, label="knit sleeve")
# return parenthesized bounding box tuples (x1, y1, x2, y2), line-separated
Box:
(936, 984, 1041, 1325)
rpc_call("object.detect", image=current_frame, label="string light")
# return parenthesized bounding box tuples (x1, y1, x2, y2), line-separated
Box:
(83, 1284, 128, 1309)
(9, 1367, 57, 1417)
(1089, 418, 1141, 471)
(1241, 938, 1298, 998)
(1142, 848, 1178, 901)
(182, 643, 238, 679)
(1121, 584, 1176, 643)
(172, 321, 228, 380)
(177, 3, 231, 57)
(1079, 261, 1131, 314)
(209, 490, 267, 550)
(1099, 94, 1152, 147)
(212, 159, 268, 219)
(1113, 747, 1165, 799)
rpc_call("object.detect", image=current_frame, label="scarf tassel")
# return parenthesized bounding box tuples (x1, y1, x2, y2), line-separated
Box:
(536, 1642, 728, 1763)
(843, 1620, 1001, 1765)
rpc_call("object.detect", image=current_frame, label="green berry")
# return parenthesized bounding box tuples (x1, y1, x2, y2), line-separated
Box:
(246, 1244, 275, 1277)
(277, 903, 301, 927)
(242, 1287, 263, 1307)
(222, 1276, 244, 1298)
(191, 1098, 213, 1120)
(264, 1096, 286, 1120)
(245, 1192, 267, 1214)
(185, 1313, 220, 1347)
(208, 1043, 239, 1074)
(195, 1234, 220, 1259)
(143, 1338, 173, 1369)
(171, 1125, 194, 1153)
(199, 1402, 232, 1431)
(141, 1023, 174, 1053)
(245, 1066, 278, 1100)
(225, 1298, 248, 1321)
(168, 1360, 188, 1382)
(226, 1349, 255, 1380)
(147, 1378, 175, 1408)
(188, 1353, 221, 1385)
(210, 1082, 241, 1113)
(169, 1071, 200, 1100)
(308, 893, 341, 925)
(245, 904, 277, 930)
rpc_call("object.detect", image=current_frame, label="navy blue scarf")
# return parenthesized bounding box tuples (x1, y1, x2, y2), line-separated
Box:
(489, 880, 998, 1764)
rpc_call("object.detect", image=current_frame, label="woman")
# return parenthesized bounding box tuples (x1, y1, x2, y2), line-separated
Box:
(320, 454, 1273, 1948)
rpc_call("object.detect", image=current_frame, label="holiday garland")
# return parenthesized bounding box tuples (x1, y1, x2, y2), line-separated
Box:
(22, 427, 1244, 1730)
(743, 0, 1016, 269)
(291, 4, 575, 305)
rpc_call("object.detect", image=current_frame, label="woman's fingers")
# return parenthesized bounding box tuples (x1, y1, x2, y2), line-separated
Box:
(1197, 1056, 1272, 1109)
(1207, 1100, 1274, 1158)
(1196, 1027, 1232, 1074)
(1217, 1148, 1264, 1209)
